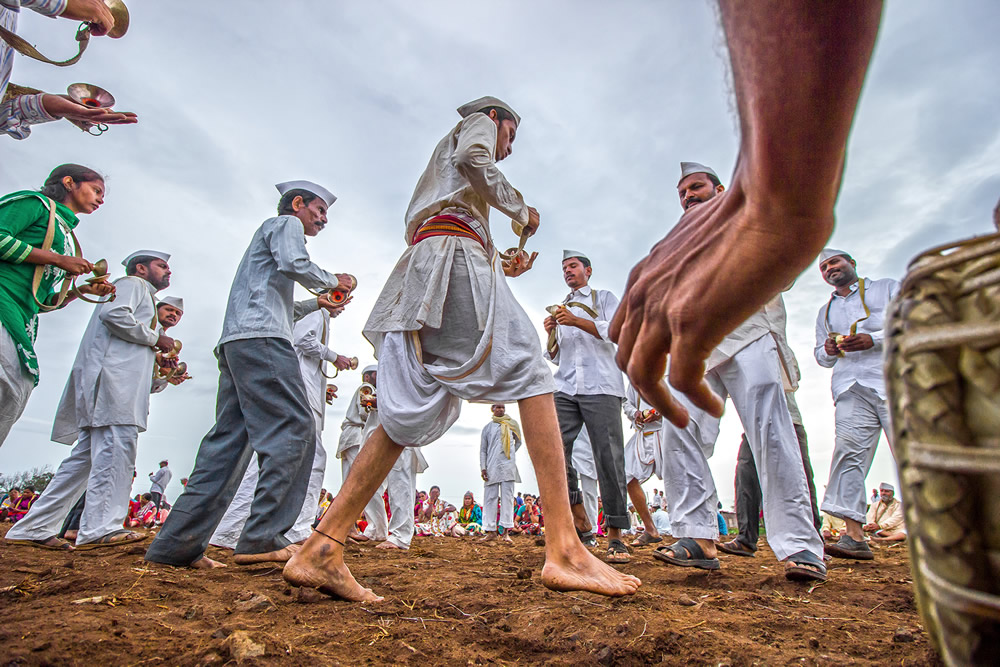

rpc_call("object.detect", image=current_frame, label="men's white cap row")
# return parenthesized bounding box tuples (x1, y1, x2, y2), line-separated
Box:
(457, 96, 521, 127)
(157, 296, 184, 312)
(563, 249, 589, 263)
(819, 248, 852, 264)
(678, 161, 720, 185)
(879, 482, 894, 492)
(362, 364, 377, 374)
(275, 181, 337, 208)
(122, 250, 170, 267)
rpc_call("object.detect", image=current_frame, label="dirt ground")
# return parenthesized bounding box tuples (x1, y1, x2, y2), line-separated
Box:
(0, 524, 942, 666)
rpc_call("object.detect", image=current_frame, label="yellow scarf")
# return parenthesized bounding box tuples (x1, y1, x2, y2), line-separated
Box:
(492, 415, 521, 459)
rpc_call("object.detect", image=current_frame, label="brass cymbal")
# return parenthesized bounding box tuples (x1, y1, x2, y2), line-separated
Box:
(105, 0, 129, 39)
(66, 83, 115, 109)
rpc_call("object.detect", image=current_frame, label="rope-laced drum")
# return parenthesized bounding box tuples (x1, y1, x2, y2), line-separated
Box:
(884, 213, 1000, 665)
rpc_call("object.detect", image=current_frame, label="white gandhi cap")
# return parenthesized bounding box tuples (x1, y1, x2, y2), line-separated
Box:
(275, 181, 337, 208)
(122, 250, 170, 267)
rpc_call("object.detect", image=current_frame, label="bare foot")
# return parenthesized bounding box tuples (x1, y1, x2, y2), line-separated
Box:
(571, 503, 592, 534)
(375, 540, 403, 550)
(232, 543, 301, 565)
(190, 556, 227, 569)
(501, 533, 514, 545)
(349, 530, 369, 543)
(541, 542, 641, 597)
(283, 538, 383, 602)
(63, 530, 78, 542)
(480, 532, 498, 542)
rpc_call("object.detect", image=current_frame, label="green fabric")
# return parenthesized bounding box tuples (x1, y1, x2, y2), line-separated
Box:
(0, 191, 79, 385)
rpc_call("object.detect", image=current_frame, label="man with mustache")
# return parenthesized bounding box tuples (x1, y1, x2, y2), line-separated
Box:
(814, 249, 899, 561)
(6, 250, 175, 550)
(651, 163, 825, 583)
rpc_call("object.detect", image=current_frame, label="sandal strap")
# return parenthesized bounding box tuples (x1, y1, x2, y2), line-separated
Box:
(671, 537, 707, 560)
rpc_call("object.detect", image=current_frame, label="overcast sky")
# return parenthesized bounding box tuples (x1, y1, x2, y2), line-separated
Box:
(2, 1, 998, 513)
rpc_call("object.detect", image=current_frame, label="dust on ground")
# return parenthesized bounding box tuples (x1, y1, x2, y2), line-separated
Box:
(0, 524, 941, 666)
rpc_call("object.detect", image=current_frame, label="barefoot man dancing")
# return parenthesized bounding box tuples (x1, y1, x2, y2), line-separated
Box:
(284, 96, 641, 601)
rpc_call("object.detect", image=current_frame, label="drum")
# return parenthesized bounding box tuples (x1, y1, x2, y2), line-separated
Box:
(884, 228, 1000, 665)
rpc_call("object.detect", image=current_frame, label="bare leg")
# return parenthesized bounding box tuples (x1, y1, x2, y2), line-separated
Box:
(611, 0, 884, 425)
(844, 517, 864, 541)
(283, 426, 402, 601)
(233, 543, 300, 565)
(627, 480, 658, 539)
(518, 394, 641, 597)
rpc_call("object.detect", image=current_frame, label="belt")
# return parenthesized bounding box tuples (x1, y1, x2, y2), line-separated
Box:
(411, 215, 485, 248)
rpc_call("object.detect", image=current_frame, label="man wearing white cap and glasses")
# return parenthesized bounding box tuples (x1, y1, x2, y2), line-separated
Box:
(651, 163, 825, 583)
(6, 250, 175, 550)
(543, 249, 631, 563)
(865, 482, 906, 543)
(815, 248, 900, 561)
(285, 96, 640, 601)
(147, 181, 353, 570)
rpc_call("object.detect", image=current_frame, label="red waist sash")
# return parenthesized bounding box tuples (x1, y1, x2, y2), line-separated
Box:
(411, 214, 485, 248)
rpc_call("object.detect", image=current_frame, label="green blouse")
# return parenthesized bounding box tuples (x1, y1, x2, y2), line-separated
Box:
(0, 191, 80, 385)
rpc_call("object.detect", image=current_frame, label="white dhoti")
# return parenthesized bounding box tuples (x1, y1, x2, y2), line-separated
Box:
(337, 443, 388, 540)
(384, 448, 427, 548)
(0, 325, 34, 448)
(571, 428, 599, 530)
(482, 481, 515, 531)
(625, 428, 659, 485)
(821, 383, 891, 523)
(210, 411, 327, 548)
(7, 425, 138, 544)
(364, 237, 554, 448)
(662, 335, 823, 561)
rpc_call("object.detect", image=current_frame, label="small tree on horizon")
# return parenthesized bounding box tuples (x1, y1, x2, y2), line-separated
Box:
(0, 465, 55, 494)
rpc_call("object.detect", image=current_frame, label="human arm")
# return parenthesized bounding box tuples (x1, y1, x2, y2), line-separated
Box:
(453, 114, 530, 226)
(268, 217, 341, 292)
(480, 425, 489, 482)
(814, 308, 839, 368)
(98, 279, 159, 347)
(609, 0, 883, 428)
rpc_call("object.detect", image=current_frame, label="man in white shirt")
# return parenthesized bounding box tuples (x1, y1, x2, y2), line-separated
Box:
(338, 366, 389, 543)
(148, 460, 171, 512)
(7, 251, 174, 550)
(814, 248, 900, 561)
(651, 503, 672, 537)
(653, 163, 825, 583)
(480, 403, 521, 543)
(544, 250, 630, 564)
(285, 97, 639, 602)
(146, 181, 351, 570)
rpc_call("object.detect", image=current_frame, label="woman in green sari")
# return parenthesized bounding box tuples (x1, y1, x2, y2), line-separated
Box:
(0, 164, 115, 447)
(458, 491, 483, 535)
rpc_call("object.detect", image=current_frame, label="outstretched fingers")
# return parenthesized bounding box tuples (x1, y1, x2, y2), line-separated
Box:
(669, 333, 724, 418)
(627, 318, 691, 428)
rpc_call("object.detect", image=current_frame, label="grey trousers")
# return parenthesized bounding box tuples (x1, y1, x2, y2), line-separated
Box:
(555, 392, 629, 530)
(734, 423, 822, 551)
(146, 338, 315, 566)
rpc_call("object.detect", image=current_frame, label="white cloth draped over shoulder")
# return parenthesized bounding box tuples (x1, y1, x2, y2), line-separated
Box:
(362, 112, 553, 448)
(51, 276, 159, 444)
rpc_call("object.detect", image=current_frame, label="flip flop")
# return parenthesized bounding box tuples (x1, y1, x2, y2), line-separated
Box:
(6, 537, 75, 551)
(605, 538, 631, 564)
(784, 550, 828, 582)
(630, 532, 663, 547)
(74, 530, 147, 551)
(824, 535, 874, 560)
(717, 539, 756, 557)
(577, 529, 597, 548)
(652, 538, 720, 570)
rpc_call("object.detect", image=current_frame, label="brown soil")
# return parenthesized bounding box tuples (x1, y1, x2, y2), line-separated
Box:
(0, 524, 942, 666)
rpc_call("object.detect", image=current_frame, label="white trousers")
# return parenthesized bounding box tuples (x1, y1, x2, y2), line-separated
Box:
(821, 383, 892, 523)
(210, 411, 327, 548)
(384, 449, 419, 548)
(340, 444, 389, 540)
(581, 474, 599, 531)
(661, 336, 823, 561)
(7, 425, 138, 544)
(0, 325, 34, 448)
(482, 480, 515, 532)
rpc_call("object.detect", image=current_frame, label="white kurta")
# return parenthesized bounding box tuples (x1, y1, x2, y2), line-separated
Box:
(479, 420, 522, 484)
(622, 384, 663, 484)
(545, 285, 625, 398)
(336, 386, 368, 458)
(51, 276, 159, 444)
(292, 309, 337, 425)
(362, 112, 553, 448)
